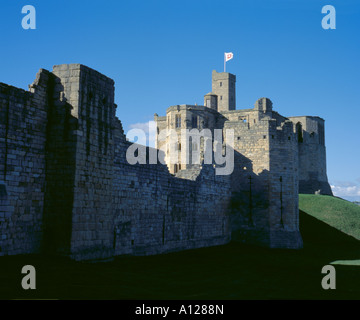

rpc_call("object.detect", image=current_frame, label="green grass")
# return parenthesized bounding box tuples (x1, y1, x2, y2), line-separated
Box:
(0, 194, 359, 300)
(299, 194, 360, 240)
(331, 260, 360, 266)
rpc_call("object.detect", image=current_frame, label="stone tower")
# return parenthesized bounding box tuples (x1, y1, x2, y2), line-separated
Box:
(211, 70, 236, 112)
(287, 116, 333, 196)
(43, 64, 116, 260)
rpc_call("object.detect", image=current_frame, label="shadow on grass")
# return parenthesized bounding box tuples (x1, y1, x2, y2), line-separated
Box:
(0, 210, 359, 300)
(299, 210, 360, 262)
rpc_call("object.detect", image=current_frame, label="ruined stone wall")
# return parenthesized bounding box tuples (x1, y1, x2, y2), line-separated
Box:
(0, 64, 232, 260)
(112, 119, 231, 256)
(41, 67, 78, 256)
(0, 70, 50, 256)
(47, 64, 117, 261)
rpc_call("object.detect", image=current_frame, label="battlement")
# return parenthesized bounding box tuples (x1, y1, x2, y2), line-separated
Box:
(212, 70, 236, 81)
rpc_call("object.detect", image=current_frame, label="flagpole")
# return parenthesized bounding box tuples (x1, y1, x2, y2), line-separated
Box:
(224, 53, 226, 72)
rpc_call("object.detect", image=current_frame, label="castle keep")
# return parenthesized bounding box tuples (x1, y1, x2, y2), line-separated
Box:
(0, 65, 332, 261)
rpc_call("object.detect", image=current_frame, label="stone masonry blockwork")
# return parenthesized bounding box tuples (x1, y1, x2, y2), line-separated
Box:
(0, 64, 332, 260)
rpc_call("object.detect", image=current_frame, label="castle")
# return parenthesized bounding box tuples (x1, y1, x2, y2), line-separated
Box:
(0, 64, 332, 261)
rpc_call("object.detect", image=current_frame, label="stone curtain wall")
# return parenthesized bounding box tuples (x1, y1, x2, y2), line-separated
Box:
(0, 70, 50, 256)
(112, 119, 231, 257)
(0, 64, 232, 260)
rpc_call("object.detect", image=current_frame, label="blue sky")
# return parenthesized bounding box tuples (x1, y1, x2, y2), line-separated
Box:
(1, 0, 359, 200)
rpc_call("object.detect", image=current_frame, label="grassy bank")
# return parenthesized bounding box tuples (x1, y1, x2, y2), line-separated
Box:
(299, 194, 360, 240)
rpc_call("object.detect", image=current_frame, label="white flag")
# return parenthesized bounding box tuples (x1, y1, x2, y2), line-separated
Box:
(225, 52, 234, 62)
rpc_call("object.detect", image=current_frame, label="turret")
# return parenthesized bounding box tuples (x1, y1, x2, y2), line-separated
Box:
(204, 92, 218, 110)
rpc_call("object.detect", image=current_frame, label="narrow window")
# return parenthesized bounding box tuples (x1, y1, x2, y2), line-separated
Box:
(296, 122, 303, 143)
(175, 114, 181, 128)
(192, 115, 197, 128)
